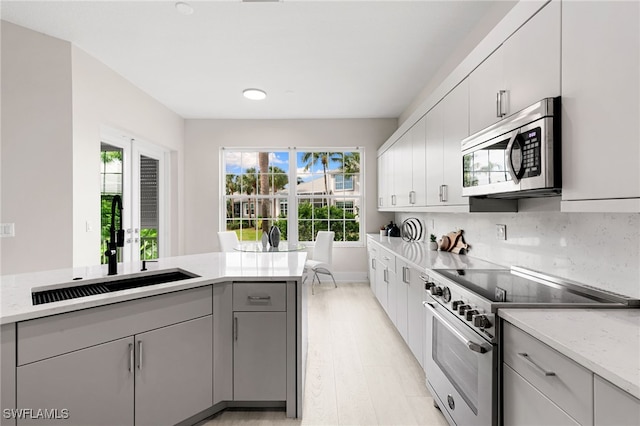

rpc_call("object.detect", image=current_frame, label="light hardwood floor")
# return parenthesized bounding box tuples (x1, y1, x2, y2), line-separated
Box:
(203, 282, 448, 426)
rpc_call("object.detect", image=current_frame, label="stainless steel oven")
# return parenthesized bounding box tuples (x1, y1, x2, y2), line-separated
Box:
(423, 299, 495, 426)
(422, 266, 639, 426)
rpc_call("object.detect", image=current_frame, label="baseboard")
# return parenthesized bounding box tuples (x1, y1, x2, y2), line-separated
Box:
(313, 271, 368, 283)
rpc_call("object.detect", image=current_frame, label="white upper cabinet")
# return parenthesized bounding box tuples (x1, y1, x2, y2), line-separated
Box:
(378, 118, 427, 210)
(426, 80, 470, 208)
(561, 0, 640, 212)
(469, 0, 561, 135)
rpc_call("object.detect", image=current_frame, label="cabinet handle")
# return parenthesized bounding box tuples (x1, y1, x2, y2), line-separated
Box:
(517, 352, 556, 377)
(441, 185, 448, 202)
(248, 295, 271, 301)
(379, 197, 383, 207)
(137, 340, 143, 370)
(383, 256, 391, 261)
(128, 343, 134, 372)
(497, 90, 507, 118)
(383, 269, 388, 283)
(391, 195, 396, 206)
(372, 258, 376, 270)
(409, 191, 416, 204)
(402, 266, 410, 284)
(234, 316, 238, 341)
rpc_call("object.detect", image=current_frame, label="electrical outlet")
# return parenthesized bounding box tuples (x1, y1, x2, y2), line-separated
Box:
(496, 224, 506, 240)
(0, 223, 15, 237)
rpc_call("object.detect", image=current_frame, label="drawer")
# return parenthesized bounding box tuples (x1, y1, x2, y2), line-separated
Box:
(18, 286, 212, 366)
(377, 247, 396, 273)
(502, 322, 593, 426)
(233, 282, 286, 312)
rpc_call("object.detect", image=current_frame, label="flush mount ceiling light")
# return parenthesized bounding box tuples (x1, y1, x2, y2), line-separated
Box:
(175, 2, 194, 15)
(243, 88, 267, 100)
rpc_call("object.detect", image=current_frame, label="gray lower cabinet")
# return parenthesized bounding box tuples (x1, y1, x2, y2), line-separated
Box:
(594, 375, 640, 426)
(135, 315, 213, 426)
(233, 311, 287, 401)
(17, 337, 135, 426)
(503, 364, 580, 426)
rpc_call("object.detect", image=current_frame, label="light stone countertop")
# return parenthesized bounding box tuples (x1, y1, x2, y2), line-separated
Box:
(366, 233, 505, 271)
(499, 308, 640, 400)
(0, 251, 306, 325)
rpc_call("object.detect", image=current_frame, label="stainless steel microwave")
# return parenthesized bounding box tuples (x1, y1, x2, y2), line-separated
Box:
(461, 97, 561, 198)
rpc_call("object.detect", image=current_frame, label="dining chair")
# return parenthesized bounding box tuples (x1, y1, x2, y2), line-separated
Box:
(305, 231, 337, 294)
(218, 231, 240, 252)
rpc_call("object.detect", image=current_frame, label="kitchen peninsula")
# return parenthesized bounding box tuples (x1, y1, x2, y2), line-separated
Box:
(0, 251, 307, 426)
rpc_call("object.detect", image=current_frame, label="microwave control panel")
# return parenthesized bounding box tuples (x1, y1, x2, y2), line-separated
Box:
(521, 127, 541, 177)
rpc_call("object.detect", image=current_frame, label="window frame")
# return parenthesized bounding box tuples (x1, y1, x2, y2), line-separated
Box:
(220, 147, 364, 247)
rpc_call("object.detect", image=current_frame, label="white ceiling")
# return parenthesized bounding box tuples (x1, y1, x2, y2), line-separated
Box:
(1, 1, 510, 119)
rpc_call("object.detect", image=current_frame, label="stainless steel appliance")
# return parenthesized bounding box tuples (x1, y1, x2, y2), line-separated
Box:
(422, 266, 638, 426)
(461, 97, 561, 198)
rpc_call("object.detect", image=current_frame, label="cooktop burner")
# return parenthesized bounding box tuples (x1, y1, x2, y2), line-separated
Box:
(433, 267, 636, 306)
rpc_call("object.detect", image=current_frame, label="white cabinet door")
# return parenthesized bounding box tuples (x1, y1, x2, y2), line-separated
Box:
(441, 80, 469, 206)
(503, 0, 560, 115)
(375, 262, 388, 312)
(410, 116, 427, 207)
(17, 337, 134, 426)
(378, 149, 394, 209)
(425, 99, 444, 205)
(386, 268, 397, 325)
(594, 375, 640, 426)
(234, 312, 287, 401)
(395, 259, 410, 342)
(135, 315, 213, 426)
(561, 0, 640, 208)
(407, 267, 425, 368)
(469, 1, 560, 136)
(394, 133, 412, 207)
(469, 45, 504, 135)
(367, 246, 377, 293)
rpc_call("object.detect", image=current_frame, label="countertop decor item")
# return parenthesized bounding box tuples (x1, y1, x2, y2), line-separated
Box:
(429, 234, 438, 250)
(438, 229, 469, 254)
(388, 222, 401, 238)
(401, 217, 423, 242)
(261, 231, 269, 249)
(268, 225, 281, 248)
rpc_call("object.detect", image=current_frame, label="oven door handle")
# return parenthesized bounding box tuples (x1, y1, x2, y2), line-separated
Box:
(423, 301, 492, 354)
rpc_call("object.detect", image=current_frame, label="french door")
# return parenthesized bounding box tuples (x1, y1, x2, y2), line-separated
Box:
(100, 134, 167, 265)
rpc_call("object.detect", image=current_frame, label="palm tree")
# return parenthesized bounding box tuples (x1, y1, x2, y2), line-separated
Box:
(225, 174, 238, 220)
(242, 168, 258, 226)
(259, 153, 270, 233)
(339, 151, 360, 174)
(301, 152, 341, 206)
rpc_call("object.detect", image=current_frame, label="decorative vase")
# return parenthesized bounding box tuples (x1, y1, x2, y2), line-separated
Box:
(429, 241, 438, 251)
(269, 225, 281, 248)
(261, 231, 269, 249)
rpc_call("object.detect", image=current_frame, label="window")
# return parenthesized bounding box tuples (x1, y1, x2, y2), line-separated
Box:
(335, 174, 354, 191)
(221, 149, 363, 245)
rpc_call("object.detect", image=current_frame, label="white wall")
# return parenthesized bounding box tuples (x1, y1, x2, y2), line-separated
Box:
(71, 46, 185, 268)
(184, 119, 396, 281)
(0, 22, 185, 274)
(1, 21, 73, 275)
(396, 199, 640, 299)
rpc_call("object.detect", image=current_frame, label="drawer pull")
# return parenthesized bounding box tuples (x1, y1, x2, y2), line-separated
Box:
(137, 340, 143, 370)
(518, 352, 556, 377)
(248, 295, 271, 301)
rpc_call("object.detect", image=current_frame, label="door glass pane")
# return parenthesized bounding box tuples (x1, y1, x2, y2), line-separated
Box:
(433, 319, 479, 414)
(140, 155, 159, 260)
(100, 143, 123, 264)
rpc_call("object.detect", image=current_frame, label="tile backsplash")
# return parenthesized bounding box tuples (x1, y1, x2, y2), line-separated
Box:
(396, 201, 640, 298)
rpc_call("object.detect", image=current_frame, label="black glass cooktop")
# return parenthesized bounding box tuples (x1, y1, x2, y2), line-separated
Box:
(434, 269, 613, 305)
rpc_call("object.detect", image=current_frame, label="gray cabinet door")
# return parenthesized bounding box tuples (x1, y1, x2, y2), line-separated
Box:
(234, 312, 286, 401)
(134, 315, 213, 426)
(16, 337, 134, 426)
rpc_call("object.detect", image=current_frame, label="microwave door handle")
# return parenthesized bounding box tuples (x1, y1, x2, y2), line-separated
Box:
(423, 301, 492, 354)
(506, 130, 525, 184)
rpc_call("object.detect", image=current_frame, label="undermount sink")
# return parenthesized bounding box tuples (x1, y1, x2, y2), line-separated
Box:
(32, 269, 200, 305)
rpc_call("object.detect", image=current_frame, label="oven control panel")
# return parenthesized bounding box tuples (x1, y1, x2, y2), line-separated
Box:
(424, 274, 496, 341)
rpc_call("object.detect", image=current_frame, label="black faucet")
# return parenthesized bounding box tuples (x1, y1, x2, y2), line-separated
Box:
(105, 195, 124, 275)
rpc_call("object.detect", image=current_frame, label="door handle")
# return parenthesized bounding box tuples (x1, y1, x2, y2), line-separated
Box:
(128, 343, 134, 372)
(234, 316, 238, 341)
(137, 340, 143, 370)
(424, 301, 492, 354)
(496, 90, 507, 117)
